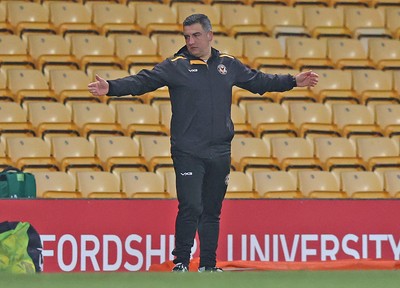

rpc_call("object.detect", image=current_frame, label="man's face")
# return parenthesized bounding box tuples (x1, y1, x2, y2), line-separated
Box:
(183, 23, 213, 59)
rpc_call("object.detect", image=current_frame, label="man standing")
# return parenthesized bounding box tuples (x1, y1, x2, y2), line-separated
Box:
(88, 14, 318, 272)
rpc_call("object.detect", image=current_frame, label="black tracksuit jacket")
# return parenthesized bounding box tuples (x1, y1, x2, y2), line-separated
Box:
(107, 46, 296, 159)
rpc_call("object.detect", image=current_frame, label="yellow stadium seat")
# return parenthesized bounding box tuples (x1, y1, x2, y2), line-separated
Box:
(121, 171, 169, 198)
(6, 1, 55, 39)
(49, 2, 99, 38)
(220, 5, 268, 38)
(114, 35, 162, 72)
(245, 103, 297, 139)
(352, 70, 399, 107)
(332, 103, 383, 138)
(7, 69, 56, 104)
(0, 102, 35, 141)
(76, 171, 125, 198)
(139, 135, 173, 173)
(135, 3, 181, 38)
(314, 136, 365, 172)
(368, 38, 400, 71)
(285, 37, 334, 70)
(92, 3, 141, 37)
(303, 7, 351, 39)
(27, 35, 79, 77)
(71, 102, 124, 141)
(226, 170, 256, 195)
(261, 6, 310, 39)
(70, 35, 122, 74)
(385, 7, 400, 39)
(311, 69, 358, 105)
(231, 104, 253, 137)
(356, 137, 400, 171)
(51, 136, 103, 173)
(253, 171, 302, 198)
(95, 136, 147, 174)
(231, 137, 278, 172)
(341, 171, 389, 198)
(288, 102, 340, 138)
(33, 171, 79, 198)
(27, 101, 80, 142)
(49, 70, 98, 104)
(344, 7, 391, 40)
(271, 137, 323, 172)
(6, 137, 58, 172)
(298, 170, 346, 198)
(0, 35, 35, 71)
(225, 171, 258, 199)
(328, 38, 375, 70)
(115, 103, 168, 137)
(375, 104, 400, 138)
(243, 36, 293, 70)
(383, 170, 400, 198)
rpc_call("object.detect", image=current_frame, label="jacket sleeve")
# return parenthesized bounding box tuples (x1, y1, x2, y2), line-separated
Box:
(106, 60, 171, 97)
(233, 59, 296, 94)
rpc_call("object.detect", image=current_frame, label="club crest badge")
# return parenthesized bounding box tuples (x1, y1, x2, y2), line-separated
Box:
(217, 64, 227, 75)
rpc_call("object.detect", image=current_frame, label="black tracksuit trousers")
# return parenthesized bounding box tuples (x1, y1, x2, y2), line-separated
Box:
(171, 153, 231, 268)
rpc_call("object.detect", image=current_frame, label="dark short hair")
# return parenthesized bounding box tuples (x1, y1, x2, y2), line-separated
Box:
(183, 14, 212, 32)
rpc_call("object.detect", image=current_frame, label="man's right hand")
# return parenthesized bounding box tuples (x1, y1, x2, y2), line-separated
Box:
(88, 74, 109, 96)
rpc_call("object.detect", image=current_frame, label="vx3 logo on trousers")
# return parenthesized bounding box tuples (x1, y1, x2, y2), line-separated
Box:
(180, 172, 193, 176)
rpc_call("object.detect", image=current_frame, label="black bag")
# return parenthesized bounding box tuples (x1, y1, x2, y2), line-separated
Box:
(0, 167, 36, 198)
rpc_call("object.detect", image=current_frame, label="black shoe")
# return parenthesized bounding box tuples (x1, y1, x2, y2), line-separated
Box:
(198, 266, 223, 272)
(172, 263, 189, 272)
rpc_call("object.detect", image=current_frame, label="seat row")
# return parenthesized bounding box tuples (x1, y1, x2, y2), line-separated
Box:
(230, 136, 400, 173)
(0, 101, 170, 141)
(1, 134, 400, 175)
(2, 33, 400, 74)
(1, 67, 400, 106)
(0, 135, 172, 174)
(1, 2, 400, 39)
(234, 69, 400, 107)
(33, 170, 176, 199)
(32, 169, 400, 199)
(2, 99, 400, 141)
(233, 102, 400, 139)
(227, 169, 400, 199)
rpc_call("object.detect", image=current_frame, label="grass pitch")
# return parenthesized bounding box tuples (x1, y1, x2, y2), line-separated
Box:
(2, 270, 400, 288)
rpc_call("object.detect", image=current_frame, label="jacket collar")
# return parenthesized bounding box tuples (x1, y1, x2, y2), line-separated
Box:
(175, 46, 219, 62)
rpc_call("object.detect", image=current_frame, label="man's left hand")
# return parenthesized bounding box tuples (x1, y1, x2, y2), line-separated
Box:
(295, 70, 319, 88)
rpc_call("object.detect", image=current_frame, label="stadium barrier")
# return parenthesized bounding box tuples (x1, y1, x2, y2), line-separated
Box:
(1, 199, 400, 272)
